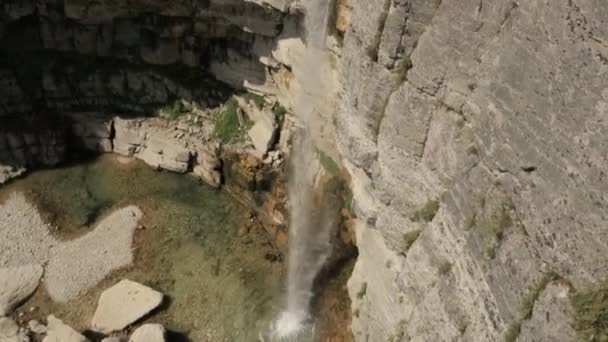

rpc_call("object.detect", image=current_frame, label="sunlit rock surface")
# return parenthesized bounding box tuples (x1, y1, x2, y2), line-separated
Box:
(92, 280, 163, 334)
(337, 0, 608, 341)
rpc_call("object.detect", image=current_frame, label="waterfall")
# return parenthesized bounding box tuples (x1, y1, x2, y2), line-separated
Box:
(270, 0, 335, 340)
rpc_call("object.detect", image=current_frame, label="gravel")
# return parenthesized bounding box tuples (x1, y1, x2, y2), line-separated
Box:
(0, 193, 142, 303)
(0, 193, 54, 268)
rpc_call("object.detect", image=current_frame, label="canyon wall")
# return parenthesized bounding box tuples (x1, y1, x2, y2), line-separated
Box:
(337, 0, 608, 341)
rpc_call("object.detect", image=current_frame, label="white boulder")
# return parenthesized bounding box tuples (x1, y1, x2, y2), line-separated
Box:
(43, 315, 89, 342)
(128, 324, 166, 342)
(91, 280, 163, 334)
(28, 319, 47, 334)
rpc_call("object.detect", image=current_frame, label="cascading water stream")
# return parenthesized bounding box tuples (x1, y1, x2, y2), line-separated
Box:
(268, 0, 335, 340)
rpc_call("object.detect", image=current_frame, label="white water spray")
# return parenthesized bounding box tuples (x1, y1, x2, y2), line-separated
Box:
(269, 0, 336, 340)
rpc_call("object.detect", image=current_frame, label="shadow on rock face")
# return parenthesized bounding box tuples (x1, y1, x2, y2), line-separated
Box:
(166, 330, 192, 342)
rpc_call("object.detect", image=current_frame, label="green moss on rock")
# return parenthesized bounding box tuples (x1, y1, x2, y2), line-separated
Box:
(412, 200, 440, 223)
(572, 280, 608, 341)
(214, 97, 251, 144)
(401, 230, 421, 255)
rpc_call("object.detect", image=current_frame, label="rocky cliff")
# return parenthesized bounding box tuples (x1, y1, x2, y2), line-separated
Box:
(1, 0, 608, 341)
(337, 1, 608, 341)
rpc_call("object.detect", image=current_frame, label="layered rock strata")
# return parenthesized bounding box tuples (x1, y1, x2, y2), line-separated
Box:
(336, 1, 608, 341)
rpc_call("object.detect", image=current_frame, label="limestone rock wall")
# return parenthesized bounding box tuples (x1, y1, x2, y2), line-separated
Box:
(337, 0, 608, 341)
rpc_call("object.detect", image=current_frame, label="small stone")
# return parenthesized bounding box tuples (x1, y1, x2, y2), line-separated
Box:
(0, 317, 19, 339)
(43, 315, 89, 342)
(0, 265, 44, 316)
(91, 280, 164, 334)
(28, 320, 47, 334)
(128, 324, 166, 342)
(101, 337, 123, 342)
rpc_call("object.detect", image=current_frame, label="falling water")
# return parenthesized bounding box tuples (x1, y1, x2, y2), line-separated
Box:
(269, 0, 336, 340)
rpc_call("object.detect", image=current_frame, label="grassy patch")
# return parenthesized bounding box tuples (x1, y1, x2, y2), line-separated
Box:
(482, 202, 514, 259)
(483, 204, 513, 241)
(503, 271, 559, 342)
(214, 98, 249, 144)
(159, 99, 187, 120)
(572, 280, 608, 341)
(520, 271, 559, 319)
(401, 230, 421, 255)
(412, 200, 440, 223)
(272, 103, 287, 119)
(241, 92, 265, 109)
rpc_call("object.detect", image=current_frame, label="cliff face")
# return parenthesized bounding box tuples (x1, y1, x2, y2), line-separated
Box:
(337, 0, 608, 341)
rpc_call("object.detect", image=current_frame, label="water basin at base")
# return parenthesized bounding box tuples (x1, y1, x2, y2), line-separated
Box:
(0, 154, 283, 341)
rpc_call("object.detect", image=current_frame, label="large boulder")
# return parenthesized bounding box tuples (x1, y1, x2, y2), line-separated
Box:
(128, 324, 166, 342)
(91, 280, 164, 334)
(0, 264, 43, 316)
(43, 315, 89, 342)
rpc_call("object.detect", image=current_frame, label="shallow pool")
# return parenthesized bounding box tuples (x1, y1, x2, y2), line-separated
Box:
(0, 154, 284, 341)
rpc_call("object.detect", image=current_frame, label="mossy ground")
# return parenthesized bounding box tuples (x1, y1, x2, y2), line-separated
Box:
(213, 97, 252, 144)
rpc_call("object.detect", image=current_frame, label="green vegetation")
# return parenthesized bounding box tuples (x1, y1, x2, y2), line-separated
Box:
(401, 230, 421, 255)
(572, 280, 608, 341)
(482, 202, 514, 259)
(395, 55, 413, 83)
(356, 282, 368, 299)
(159, 99, 188, 120)
(503, 322, 521, 342)
(342, 187, 354, 211)
(213, 97, 250, 144)
(520, 271, 559, 319)
(438, 260, 453, 275)
(483, 203, 513, 241)
(241, 92, 265, 108)
(412, 200, 440, 223)
(317, 149, 341, 177)
(272, 103, 288, 119)
(503, 271, 559, 342)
